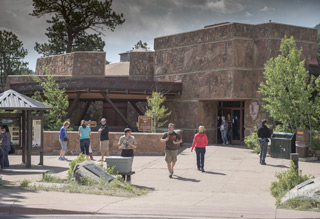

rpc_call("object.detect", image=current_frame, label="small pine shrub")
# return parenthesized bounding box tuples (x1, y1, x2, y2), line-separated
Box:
(244, 126, 260, 154)
(270, 161, 313, 205)
(310, 134, 320, 151)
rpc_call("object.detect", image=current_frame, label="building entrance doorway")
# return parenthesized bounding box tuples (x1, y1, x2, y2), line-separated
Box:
(217, 101, 245, 145)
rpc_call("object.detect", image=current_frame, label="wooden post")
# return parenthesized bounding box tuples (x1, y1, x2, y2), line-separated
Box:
(39, 112, 44, 165)
(101, 93, 137, 131)
(26, 110, 32, 168)
(65, 93, 81, 120)
(21, 110, 26, 164)
(77, 101, 91, 125)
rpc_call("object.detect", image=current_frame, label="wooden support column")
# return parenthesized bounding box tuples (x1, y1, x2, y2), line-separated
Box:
(129, 101, 144, 115)
(65, 93, 81, 120)
(26, 110, 32, 168)
(39, 111, 44, 165)
(77, 101, 91, 125)
(101, 93, 137, 131)
(21, 110, 26, 164)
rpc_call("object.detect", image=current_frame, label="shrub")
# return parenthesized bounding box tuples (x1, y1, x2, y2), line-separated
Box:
(20, 180, 31, 188)
(270, 161, 313, 205)
(281, 197, 320, 211)
(310, 134, 320, 151)
(244, 126, 260, 154)
(41, 171, 65, 183)
(67, 153, 88, 179)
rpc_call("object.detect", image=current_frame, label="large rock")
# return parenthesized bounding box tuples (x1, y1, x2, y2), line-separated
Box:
(281, 177, 320, 204)
(73, 160, 114, 184)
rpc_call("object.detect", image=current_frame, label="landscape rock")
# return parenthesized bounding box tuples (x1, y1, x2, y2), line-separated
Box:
(73, 160, 114, 184)
(281, 177, 320, 205)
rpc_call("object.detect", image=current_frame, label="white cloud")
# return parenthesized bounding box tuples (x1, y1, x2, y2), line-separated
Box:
(245, 11, 253, 17)
(195, 0, 245, 14)
(260, 6, 275, 12)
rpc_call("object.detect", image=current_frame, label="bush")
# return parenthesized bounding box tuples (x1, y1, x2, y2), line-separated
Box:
(20, 180, 31, 188)
(244, 126, 260, 154)
(310, 134, 320, 151)
(281, 197, 320, 211)
(41, 171, 65, 183)
(270, 161, 313, 205)
(67, 153, 88, 179)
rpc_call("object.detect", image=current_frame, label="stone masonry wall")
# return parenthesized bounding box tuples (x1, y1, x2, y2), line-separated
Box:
(35, 52, 106, 76)
(43, 130, 183, 156)
(129, 51, 154, 81)
(153, 22, 318, 143)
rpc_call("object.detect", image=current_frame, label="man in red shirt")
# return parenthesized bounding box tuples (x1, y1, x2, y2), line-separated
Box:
(191, 126, 208, 172)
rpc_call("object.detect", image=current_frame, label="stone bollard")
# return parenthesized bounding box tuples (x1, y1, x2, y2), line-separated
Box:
(290, 153, 299, 171)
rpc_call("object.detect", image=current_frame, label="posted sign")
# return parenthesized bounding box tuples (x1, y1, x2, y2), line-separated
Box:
(138, 116, 152, 131)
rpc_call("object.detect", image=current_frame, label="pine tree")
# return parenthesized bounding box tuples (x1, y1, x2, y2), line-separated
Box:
(33, 66, 69, 130)
(145, 91, 171, 133)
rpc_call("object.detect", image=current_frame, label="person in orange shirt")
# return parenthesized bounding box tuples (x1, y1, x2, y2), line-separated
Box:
(191, 126, 208, 172)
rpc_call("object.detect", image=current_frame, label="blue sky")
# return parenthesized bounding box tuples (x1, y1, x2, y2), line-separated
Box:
(0, 0, 320, 71)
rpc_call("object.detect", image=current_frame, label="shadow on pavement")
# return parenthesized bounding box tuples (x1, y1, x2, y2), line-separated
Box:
(203, 171, 226, 175)
(173, 175, 200, 182)
(266, 164, 289, 168)
(0, 164, 68, 175)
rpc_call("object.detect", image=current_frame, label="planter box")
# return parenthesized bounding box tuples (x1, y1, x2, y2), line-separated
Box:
(105, 156, 133, 173)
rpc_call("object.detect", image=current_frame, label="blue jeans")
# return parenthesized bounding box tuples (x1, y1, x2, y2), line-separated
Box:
(259, 141, 268, 163)
(195, 147, 206, 169)
(220, 129, 228, 144)
(3, 148, 9, 168)
(80, 139, 90, 155)
(0, 147, 4, 169)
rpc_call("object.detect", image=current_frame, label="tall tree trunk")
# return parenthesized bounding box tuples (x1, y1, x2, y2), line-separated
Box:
(66, 34, 73, 53)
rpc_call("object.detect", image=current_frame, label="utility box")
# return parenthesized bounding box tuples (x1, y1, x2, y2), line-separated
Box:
(105, 156, 133, 173)
(271, 132, 296, 159)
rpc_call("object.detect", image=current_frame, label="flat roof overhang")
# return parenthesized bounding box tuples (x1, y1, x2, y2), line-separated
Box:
(9, 77, 182, 100)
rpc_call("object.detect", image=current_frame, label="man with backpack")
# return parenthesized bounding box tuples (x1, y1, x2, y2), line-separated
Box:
(160, 123, 183, 178)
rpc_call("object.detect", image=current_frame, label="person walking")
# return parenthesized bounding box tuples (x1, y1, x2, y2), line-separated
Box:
(99, 118, 109, 162)
(219, 116, 229, 145)
(78, 120, 91, 159)
(226, 114, 232, 144)
(0, 125, 11, 168)
(0, 146, 4, 169)
(160, 123, 183, 178)
(59, 121, 70, 161)
(191, 126, 208, 172)
(118, 128, 137, 181)
(257, 119, 271, 165)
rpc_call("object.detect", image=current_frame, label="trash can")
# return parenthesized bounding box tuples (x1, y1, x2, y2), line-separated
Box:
(105, 156, 133, 173)
(296, 129, 310, 158)
(270, 132, 296, 159)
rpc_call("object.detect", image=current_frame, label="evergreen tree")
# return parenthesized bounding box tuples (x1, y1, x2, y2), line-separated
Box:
(31, 0, 125, 55)
(145, 91, 171, 133)
(0, 30, 32, 83)
(33, 66, 69, 130)
(132, 40, 149, 50)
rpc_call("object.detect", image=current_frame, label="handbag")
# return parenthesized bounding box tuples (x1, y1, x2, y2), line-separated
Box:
(8, 145, 15, 154)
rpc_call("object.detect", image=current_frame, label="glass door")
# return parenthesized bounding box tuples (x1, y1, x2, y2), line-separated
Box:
(231, 109, 242, 145)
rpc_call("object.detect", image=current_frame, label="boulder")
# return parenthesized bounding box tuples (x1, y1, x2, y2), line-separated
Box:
(73, 160, 114, 184)
(281, 177, 320, 205)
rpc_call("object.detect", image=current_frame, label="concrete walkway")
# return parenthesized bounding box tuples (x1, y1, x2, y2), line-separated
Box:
(1, 144, 320, 218)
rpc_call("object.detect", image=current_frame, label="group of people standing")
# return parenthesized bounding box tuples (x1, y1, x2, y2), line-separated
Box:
(58, 118, 137, 163)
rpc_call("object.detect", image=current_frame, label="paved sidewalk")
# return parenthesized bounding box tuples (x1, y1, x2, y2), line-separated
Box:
(1, 144, 320, 218)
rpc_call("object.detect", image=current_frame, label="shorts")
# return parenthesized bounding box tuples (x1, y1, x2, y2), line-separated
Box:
(59, 139, 67, 151)
(165, 149, 178, 163)
(100, 140, 109, 151)
(121, 149, 134, 157)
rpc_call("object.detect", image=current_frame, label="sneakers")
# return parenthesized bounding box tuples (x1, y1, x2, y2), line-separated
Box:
(63, 157, 68, 161)
(200, 168, 205, 172)
(169, 172, 173, 178)
(261, 162, 266, 165)
(58, 157, 64, 161)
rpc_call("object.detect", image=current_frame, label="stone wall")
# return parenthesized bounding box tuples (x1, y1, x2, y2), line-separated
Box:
(42, 130, 183, 156)
(129, 51, 154, 81)
(35, 52, 106, 76)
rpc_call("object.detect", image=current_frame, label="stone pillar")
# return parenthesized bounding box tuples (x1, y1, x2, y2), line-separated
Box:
(129, 51, 154, 81)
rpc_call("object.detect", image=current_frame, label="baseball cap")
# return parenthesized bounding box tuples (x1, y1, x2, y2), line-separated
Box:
(101, 118, 107, 122)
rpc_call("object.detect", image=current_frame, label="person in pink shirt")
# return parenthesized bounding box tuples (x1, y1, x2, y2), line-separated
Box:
(191, 126, 208, 172)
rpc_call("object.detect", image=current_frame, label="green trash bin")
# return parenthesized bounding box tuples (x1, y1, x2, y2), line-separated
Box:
(270, 132, 296, 159)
